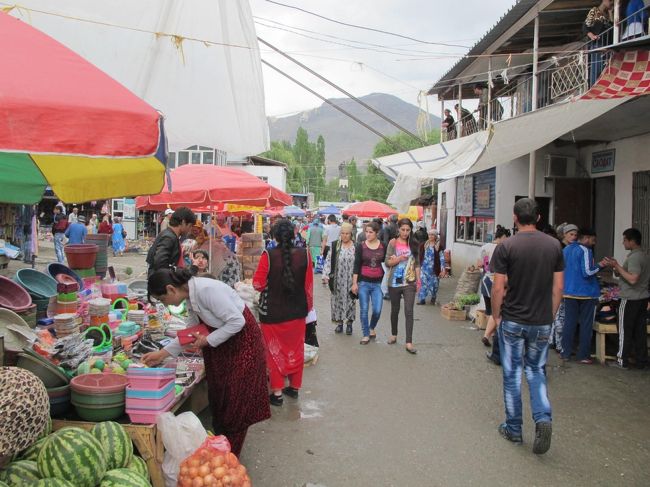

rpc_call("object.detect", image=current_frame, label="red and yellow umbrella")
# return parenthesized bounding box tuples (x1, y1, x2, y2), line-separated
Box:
(0, 13, 167, 204)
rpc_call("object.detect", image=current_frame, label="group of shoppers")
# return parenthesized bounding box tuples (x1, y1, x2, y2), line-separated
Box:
(321, 216, 446, 354)
(51, 206, 126, 263)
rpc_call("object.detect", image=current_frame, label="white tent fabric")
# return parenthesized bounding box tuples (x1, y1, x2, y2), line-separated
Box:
(9, 0, 269, 156)
(468, 97, 627, 174)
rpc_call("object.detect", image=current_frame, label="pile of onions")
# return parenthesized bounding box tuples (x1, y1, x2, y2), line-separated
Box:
(178, 449, 251, 487)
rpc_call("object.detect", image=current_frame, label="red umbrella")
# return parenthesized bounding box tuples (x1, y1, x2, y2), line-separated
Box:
(135, 164, 292, 210)
(344, 201, 398, 218)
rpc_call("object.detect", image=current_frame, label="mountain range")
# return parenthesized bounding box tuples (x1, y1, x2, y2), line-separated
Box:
(268, 93, 440, 177)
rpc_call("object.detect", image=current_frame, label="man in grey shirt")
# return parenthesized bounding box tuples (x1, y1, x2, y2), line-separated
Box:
(322, 214, 340, 260)
(606, 228, 650, 370)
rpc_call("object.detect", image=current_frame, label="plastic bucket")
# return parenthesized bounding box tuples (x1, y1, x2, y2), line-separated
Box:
(64, 244, 98, 269)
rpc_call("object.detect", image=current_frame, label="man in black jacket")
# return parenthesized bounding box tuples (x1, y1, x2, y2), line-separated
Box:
(146, 207, 196, 277)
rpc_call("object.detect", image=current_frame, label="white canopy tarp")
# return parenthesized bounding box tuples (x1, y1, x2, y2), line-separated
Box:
(9, 0, 269, 156)
(468, 97, 627, 174)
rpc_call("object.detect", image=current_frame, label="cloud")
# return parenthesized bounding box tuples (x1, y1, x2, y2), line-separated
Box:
(250, 0, 515, 116)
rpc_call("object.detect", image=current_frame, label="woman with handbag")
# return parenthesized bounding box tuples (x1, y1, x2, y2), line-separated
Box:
(385, 218, 421, 354)
(253, 219, 314, 407)
(142, 266, 270, 456)
(323, 222, 357, 335)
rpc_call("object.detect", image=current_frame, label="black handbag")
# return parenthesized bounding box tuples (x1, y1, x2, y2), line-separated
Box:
(258, 288, 268, 318)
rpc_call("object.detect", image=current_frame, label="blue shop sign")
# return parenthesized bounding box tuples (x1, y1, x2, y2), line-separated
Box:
(591, 149, 615, 174)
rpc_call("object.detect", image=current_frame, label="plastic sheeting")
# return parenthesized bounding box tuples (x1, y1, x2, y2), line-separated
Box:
(9, 0, 269, 156)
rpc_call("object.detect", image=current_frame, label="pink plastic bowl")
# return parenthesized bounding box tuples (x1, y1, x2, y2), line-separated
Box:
(0, 276, 33, 311)
(71, 373, 129, 394)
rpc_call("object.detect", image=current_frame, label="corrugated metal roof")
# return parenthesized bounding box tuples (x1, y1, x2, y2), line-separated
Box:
(428, 0, 539, 96)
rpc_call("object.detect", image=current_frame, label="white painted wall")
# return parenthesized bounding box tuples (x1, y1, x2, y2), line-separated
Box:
(579, 132, 650, 261)
(239, 166, 287, 193)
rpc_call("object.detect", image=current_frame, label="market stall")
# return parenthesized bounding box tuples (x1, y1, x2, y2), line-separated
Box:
(1, 267, 213, 487)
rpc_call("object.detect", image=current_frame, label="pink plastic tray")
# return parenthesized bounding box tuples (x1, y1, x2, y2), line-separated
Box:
(125, 388, 175, 410)
(127, 375, 175, 390)
(126, 397, 176, 424)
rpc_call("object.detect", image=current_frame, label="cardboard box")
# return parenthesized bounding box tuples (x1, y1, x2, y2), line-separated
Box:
(475, 309, 488, 330)
(441, 305, 466, 321)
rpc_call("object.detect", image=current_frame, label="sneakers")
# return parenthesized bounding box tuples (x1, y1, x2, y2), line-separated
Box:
(269, 393, 283, 407)
(532, 421, 552, 454)
(416, 300, 426, 305)
(486, 352, 501, 366)
(578, 359, 593, 365)
(611, 361, 629, 370)
(282, 386, 299, 399)
(498, 423, 522, 444)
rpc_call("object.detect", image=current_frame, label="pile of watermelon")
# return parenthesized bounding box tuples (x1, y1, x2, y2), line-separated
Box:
(0, 421, 151, 487)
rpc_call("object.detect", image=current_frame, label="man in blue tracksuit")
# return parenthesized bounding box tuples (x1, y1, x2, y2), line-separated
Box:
(561, 228, 607, 363)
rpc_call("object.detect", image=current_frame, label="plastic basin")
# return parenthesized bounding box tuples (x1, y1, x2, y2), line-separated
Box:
(15, 269, 58, 299)
(47, 383, 71, 399)
(47, 263, 84, 290)
(0, 308, 32, 352)
(126, 381, 175, 399)
(0, 276, 33, 311)
(50, 394, 72, 417)
(16, 353, 68, 388)
(71, 389, 125, 406)
(72, 401, 125, 422)
(125, 389, 175, 410)
(71, 373, 129, 394)
(64, 244, 98, 269)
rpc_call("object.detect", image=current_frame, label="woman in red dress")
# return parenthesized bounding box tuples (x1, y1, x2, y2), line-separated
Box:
(254, 219, 313, 407)
(98, 214, 113, 235)
(142, 267, 270, 456)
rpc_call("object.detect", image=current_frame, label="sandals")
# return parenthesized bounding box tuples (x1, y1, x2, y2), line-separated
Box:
(369, 332, 377, 340)
(387, 337, 397, 345)
(405, 345, 417, 355)
(360, 337, 370, 345)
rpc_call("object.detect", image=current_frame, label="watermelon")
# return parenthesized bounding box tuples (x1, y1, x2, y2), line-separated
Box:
(91, 422, 133, 470)
(28, 480, 75, 487)
(99, 468, 151, 487)
(1, 460, 41, 486)
(36, 427, 107, 487)
(20, 437, 48, 462)
(0, 481, 8, 487)
(126, 456, 148, 479)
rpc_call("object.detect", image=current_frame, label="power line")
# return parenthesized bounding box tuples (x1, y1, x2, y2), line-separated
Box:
(261, 59, 406, 153)
(254, 16, 466, 56)
(264, 0, 470, 49)
(258, 37, 426, 145)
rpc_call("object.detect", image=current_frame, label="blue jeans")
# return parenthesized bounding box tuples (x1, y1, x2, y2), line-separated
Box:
(561, 298, 597, 361)
(358, 281, 383, 338)
(54, 232, 66, 263)
(500, 320, 552, 436)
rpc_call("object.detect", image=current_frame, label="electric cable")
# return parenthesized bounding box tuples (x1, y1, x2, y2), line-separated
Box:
(261, 59, 406, 154)
(259, 37, 426, 145)
(264, 0, 470, 48)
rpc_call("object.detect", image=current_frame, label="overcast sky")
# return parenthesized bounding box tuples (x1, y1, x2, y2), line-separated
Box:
(250, 0, 515, 117)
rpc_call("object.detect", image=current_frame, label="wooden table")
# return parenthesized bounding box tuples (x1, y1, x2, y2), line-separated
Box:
(592, 321, 650, 365)
(52, 377, 208, 487)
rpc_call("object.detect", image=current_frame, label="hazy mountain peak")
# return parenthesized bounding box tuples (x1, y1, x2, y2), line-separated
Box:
(268, 92, 440, 177)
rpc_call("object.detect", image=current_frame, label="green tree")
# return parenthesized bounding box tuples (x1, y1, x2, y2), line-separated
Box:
(372, 129, 440, 159)
(346, 158, 363, 201)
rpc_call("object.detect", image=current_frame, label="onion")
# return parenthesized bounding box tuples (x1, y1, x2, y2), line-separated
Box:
(198, 464, 211, 477)
(213, 466, 227, 479)
(192, 477, 204, 487)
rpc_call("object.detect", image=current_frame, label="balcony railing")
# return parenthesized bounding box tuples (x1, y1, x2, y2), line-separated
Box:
(440, 8, 648, 141)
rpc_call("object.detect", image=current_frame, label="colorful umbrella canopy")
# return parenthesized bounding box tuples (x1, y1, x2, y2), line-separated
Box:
(318, 204, 341, 216)
(399, 206, 424, 221)
(135, 164, 292, 210)
(344, 201, 398, 219)
(282, 205, 306, 218)
(0, 13, 167, 204)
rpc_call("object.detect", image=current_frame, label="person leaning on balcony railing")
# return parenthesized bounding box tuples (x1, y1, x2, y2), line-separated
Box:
(454, 103, 478, 137)
(473, 84, 489, 130)
(441, 108, 456, 140)
(584, 1, 614, 84)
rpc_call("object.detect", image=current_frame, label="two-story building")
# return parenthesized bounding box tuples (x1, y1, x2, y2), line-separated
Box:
(374, 0, 650, 272)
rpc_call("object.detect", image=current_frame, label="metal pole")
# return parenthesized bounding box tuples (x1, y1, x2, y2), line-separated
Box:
(613, 0, 620, 44)
(487, 57, 492, 126)
(440, 97, 445, 141)
(457, 83, 462, 139)
(529, 15, 540, 199)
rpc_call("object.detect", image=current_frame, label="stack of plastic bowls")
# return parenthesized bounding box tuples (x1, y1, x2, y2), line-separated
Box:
(86, 234, 110, 279)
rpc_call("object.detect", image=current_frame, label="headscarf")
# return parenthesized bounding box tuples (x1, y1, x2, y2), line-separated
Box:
(197, 237, 237, 277)
(0, 367, 50, 458)
(340, 222, 354, 237)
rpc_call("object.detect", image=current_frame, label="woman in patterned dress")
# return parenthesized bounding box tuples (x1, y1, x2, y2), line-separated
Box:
(143, 267, 270, 456)
(323, 223, 357, 335)
(417, 229, 446, 305)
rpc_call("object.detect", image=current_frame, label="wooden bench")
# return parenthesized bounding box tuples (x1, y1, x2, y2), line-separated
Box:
(592, 321, 650, 365)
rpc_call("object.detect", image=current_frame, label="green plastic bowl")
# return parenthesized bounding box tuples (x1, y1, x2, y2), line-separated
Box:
(16, 352, 68, 388)
(71, 401, 125, 422)
(71, 389, 125, 406)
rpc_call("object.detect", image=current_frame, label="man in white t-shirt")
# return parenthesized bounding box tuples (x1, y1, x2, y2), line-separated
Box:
(321, 214, 340, 260)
